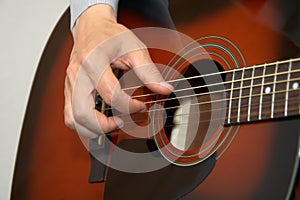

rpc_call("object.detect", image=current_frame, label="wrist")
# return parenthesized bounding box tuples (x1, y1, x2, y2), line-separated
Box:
(72, 4, 117, 35)
(70, 1, 118, 31)
(79, 4, 117, 23)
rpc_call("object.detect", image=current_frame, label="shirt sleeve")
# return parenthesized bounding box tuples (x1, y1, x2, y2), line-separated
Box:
(70, 0, 119, 30)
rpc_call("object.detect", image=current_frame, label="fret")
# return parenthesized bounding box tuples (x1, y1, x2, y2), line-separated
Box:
(261, 62, 276, 120)
(249, 65, 264, 121)
(272, 62, 289, 118)
(271, 62, 278, 118)
(225, 59, 300, 125)
(285, 60, 292, 116)
(238, 67, 253, 123)
(227, 70, 235, 124)
(225, 68, 244, 124)
(224, 58, 300, 126)
(237, 67, 245, 123)
(258, 64, 266, 120)
(288, 60, 300, 116)
(230, 69, 243, 123)
(247, 66, 255, 121)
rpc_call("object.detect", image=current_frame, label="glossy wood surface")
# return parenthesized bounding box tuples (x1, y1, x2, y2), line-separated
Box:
(11, 1, 300, 199)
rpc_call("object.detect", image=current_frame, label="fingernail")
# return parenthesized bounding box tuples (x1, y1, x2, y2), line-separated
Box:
(114, 117, 124, 128)
(160, 82, 174, 91)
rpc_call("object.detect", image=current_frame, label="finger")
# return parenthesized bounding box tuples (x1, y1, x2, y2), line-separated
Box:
(124, 50, 174, 95)
(74, 121, 99, 138)
(97, 67, 146, 114)
(111, 59, 130, 70)
(72, 67, 123, 135)
(82, 30, 173, 95)
(74, 114, 122, 138)
(64, 76, 75, 130)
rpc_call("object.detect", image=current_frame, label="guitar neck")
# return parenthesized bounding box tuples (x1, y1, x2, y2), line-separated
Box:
(224, 58, 300, 126)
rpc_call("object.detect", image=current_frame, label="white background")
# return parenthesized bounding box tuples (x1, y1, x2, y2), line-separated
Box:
(0, 1, 69, 199)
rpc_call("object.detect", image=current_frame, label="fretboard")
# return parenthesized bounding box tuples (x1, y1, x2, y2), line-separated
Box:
(224, 58, 300, 126)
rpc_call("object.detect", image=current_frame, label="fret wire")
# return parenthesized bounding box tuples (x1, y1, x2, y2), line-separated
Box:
(285, 59, 292, 116)
(228, 70, 235, 124)
(271, 61, 278, 119)
(237, 67, 245, 123)
(259, 64, 267, 120)
(247, 66, 255, 122)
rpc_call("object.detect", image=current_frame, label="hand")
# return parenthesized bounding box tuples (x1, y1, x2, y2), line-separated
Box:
(64, 4, 173, 138)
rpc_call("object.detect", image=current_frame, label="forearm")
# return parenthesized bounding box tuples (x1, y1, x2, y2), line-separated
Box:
(70, 0, 119, 30)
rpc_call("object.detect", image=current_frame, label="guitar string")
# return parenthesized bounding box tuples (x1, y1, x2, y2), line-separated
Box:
(145, 87, 300, 113)
(120, 95, 300, 127)
(120, 58, 300, 92)
(109, 88, 300, 126)
(108, 69, 300, 104)
(96, 58, 300, 125)
(101, 75, 300, 113)
(144, 76, 300, 105)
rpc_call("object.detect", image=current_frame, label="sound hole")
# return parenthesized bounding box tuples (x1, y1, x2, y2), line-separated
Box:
(163, 60, 225, 153)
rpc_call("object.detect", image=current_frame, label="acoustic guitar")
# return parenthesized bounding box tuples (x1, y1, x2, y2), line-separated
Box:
(11, 0, 300, 199)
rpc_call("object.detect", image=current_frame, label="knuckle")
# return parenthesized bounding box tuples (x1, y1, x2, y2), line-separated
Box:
(64, 118, 74, 130)
(79, 51, 91, 65)
(73, 108, 89, 125)
(71, 50, 92, 68)
(66, 59, 81, 78)
(64, 114, 75, 130)
(66, 66, 74, 77)
(64, 107, 75, 130)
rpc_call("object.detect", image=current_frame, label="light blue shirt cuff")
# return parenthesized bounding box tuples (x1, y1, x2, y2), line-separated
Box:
(70, 0, 119, 30)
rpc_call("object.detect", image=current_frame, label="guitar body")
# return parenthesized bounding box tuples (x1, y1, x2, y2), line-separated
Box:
(11, 0, 300, 199)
